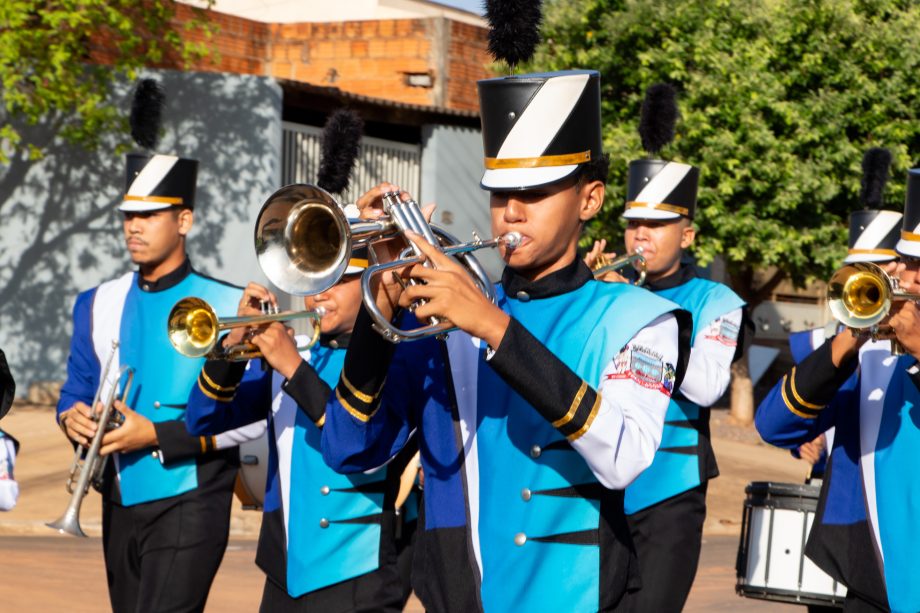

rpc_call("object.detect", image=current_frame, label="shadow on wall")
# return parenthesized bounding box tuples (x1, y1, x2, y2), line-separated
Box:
(0, 69, 281, 391)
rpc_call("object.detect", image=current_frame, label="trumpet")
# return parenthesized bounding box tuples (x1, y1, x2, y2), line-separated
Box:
(253, 184, 520, 343)
(48, 341, 133, 537)
(592, 247, 647, 285)
(826, 261, 919, 354)
(168, 297, 324, 361)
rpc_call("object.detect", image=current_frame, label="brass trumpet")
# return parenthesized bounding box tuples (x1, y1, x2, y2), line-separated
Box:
(826, 261, 919, 354)
(253, 184, 520, 343)
(48, 341, 133, 537)
(168, 297, 323, 361)
(592, 247, 647, 285)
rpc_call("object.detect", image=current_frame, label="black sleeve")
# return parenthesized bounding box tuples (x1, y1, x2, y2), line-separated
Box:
(333, 304, 398, 421)
(155, 420, 219, 464)
(782, 334, 859, 417)
(196, 359, 248, 403)
(732, 306, 756, 364)
(0, 349, 14, 420)
(488, 318, 601, 441)
(282, 360, 332, 427)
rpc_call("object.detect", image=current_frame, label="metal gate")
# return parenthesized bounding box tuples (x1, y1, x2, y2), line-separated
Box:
(281, 121, 421, 202)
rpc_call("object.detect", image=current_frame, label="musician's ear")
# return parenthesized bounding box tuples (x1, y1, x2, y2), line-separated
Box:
(578, 180, 605, 223)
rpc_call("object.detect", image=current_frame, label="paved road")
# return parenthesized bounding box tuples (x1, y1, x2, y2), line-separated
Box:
(0, 534, 820, 612)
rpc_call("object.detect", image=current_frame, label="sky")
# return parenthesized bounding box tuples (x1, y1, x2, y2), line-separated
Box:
(436, 0, 485, 15)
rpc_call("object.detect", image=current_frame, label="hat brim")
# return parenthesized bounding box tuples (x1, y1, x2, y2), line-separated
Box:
(896, 239, 920, 259)
(480, 165, 580, 192)
(622, 207, 683, 221)
(843, 252, 898, 264)
(118, 200, 177, 213)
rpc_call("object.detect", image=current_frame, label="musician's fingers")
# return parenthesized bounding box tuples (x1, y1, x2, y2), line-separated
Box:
(421, 203, 436, 223)
(404, 232, 457, 270)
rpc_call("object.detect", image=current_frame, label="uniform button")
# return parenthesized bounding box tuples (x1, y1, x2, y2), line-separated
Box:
(151, 451, 158, 458)
(319, 518, 330, 528)
(153, 401, 161, 409)
(530, 445, 542, 459)
(514, 533, 527, 546)
(516, 291, 530, 302)
(320, 486, 330, 496)
(142, 283, 150, 291)
(330, 340, 339, 349)
(521, 488, 532, 502)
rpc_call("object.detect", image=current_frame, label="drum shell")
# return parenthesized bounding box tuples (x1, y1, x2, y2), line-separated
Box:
(736, 481, 846, 607)
(234, 432, 268, 510)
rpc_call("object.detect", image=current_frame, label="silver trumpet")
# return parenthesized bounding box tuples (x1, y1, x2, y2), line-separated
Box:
(254, 184, 521, 342)
(48, 341, 134, 537)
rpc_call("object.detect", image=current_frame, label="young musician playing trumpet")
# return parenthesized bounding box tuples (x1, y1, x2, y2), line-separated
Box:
(755, 163, 920, 613)
(321, 69, 692, 612)
(587, 84, 749, 612)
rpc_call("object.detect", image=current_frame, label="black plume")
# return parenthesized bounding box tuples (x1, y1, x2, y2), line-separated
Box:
(129, 79, 165, 150)
(485, 0, 543, 67)
(317, 109, 364, 195)
(638, 83, 679, 155)
(860, 147, 892, 209)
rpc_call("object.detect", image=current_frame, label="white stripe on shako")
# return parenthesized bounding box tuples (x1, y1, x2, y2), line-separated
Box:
(126, 154, 179, 197)
(852, 210, 902, 250)
(495, 74, 590, 160)
(633, 161, 693, 206)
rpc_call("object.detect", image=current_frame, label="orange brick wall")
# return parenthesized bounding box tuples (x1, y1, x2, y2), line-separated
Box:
(110, 5, 494, 113)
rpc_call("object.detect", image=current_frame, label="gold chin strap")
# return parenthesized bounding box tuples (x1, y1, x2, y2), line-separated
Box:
(484, 150, 591, 169)
(625, 201, 689, 217)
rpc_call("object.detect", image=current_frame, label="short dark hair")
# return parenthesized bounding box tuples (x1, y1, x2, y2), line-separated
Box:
(577, 153, 610, 186)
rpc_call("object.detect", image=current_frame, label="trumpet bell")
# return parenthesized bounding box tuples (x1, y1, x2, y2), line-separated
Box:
(827, 262, 892, 329)
(255, 184, 352, 296)
(168, 297, 220, 358)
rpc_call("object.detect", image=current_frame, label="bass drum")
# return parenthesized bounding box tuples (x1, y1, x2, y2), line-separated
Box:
(736, 481, 846, 607)
(234, 430, 269, 510)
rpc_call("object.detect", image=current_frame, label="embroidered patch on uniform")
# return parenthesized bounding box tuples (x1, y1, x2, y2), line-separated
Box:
(704, 317, 740, 346)
(606, 345, 675, 395)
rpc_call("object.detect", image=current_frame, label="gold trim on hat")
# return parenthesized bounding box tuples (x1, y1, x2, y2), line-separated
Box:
(901, 230, 920, 242)
(347, 258, 369, 269)
(847, 248, 898, 257)
(625, 201, 690, 216)
(124, 195, 184, 205)
(484, 150, 591, 170)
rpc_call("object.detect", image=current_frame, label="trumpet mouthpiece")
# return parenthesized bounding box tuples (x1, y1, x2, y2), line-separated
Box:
(314, 306, 327, 318)
(502, 232, 522, 250)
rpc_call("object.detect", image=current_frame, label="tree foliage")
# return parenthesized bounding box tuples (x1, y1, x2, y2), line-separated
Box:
(531, 0, 920, 304)
(0, 0, 215, 161)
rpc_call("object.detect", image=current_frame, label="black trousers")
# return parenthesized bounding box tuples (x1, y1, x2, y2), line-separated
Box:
(102, 481, 234, 613)
(623, 483, 708, 613)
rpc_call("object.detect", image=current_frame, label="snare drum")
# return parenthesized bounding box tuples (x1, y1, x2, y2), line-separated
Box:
(736, 481, 846, 607)
(234, 431, 269, 510)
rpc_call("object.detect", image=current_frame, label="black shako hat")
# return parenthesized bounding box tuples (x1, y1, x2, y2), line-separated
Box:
(896, 169, 920, 258)
(119, 153, 199, 212)
(624, 159, 700, 220)
(477, 70, 602, 191)
(845, 147, 900, 263)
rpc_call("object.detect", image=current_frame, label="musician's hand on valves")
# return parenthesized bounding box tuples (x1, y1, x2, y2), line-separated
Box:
(585, 239, 628, 283)
(400, 231, 510, 349)
(888, 300, 920, 360)
(60, 401, 98, 447)
(99, 401, 158, 455)
(223, 282, 279, 350)
(250, 322, 302, 380)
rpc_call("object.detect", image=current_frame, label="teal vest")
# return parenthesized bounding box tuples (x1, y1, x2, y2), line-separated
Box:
(283, 345, 389, 596)
(116, 273, 241, 506)
(472, 280, 680, 612)
(624, 276, 744, 513)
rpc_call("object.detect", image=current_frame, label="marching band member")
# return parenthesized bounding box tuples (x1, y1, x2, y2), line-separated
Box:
(587, 84, 749, 613)
(56, 80, 255, 612)
(755, 167, 920, 613)
(184, 249, 416, 613)
(321, 68, 692, 612)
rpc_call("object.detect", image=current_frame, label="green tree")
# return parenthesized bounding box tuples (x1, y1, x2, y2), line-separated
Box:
(0, 0, 215, 161)
(531, 0, 920, 422)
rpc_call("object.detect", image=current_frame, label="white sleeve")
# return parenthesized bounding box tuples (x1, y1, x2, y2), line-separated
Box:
(570, 313, 679, 489)
(676, 307, 742, 407)
(214, 420, 268, 450)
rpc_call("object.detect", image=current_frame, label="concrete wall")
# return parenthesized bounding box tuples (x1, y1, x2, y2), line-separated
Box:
(419, 123, 504, 280)
(0, 69, 281, 392)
